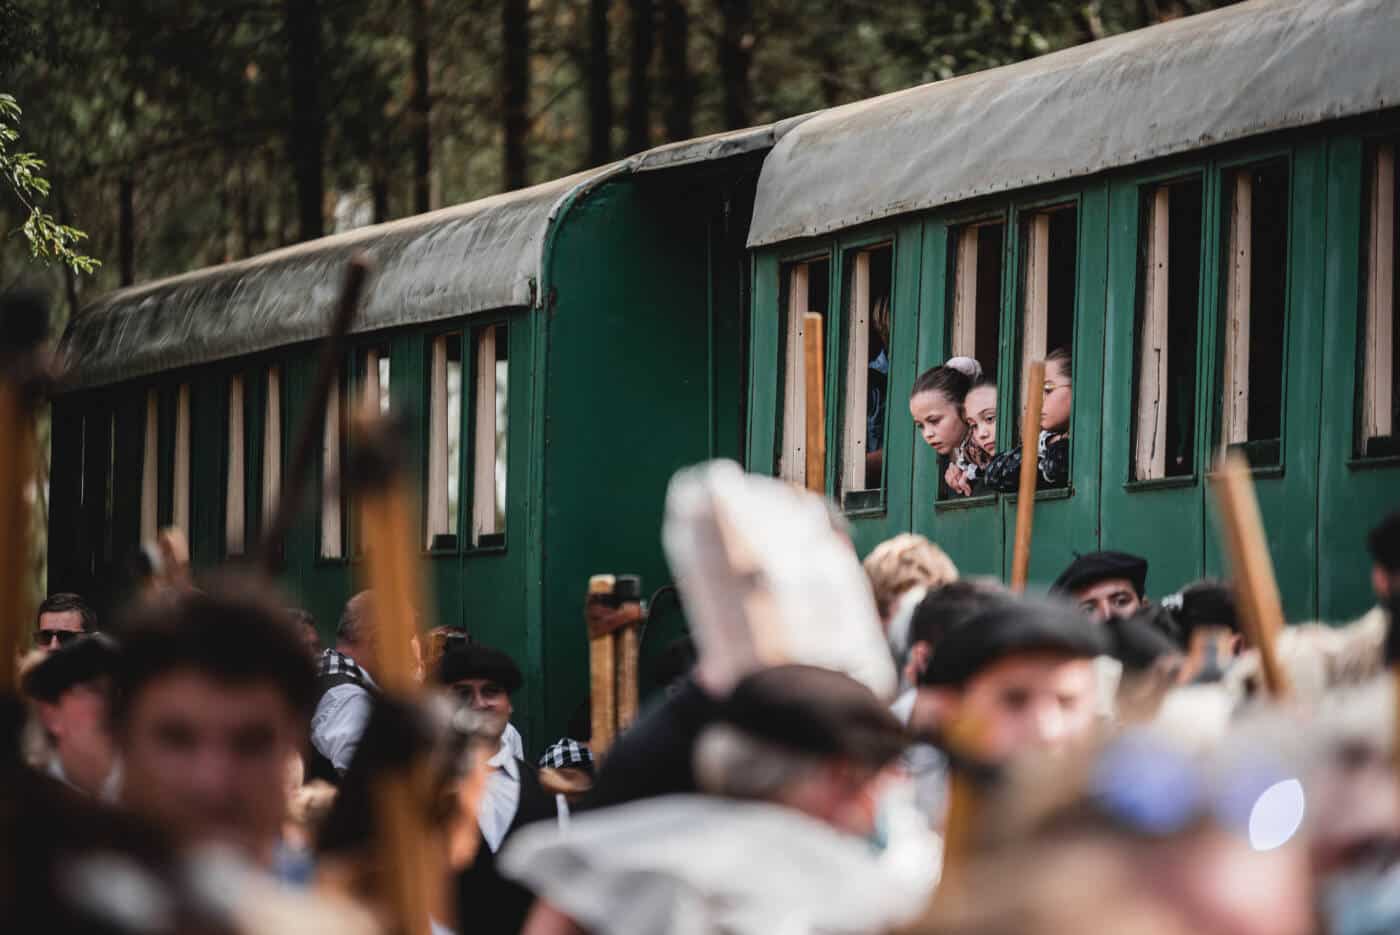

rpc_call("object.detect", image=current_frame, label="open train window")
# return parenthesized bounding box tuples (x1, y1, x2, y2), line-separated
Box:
(777, 257, 830, 486)
(1219, 159, 1289, 467)
(141, 389, 158, 542)
(470, 324, 508, 548)
(1359, 142, 1399, 458)
(262, 367, 283, 531)
(426, 333, 464, 549)
(838, 245, 893, 511)
(1133, 177, 1203, 480)
(1015, 204, 1076, 489)
(225, 374, 247, 556)
(360, 345, 391, 415)
(172, 383, 191, 536)
(320, 367, 345, 560)
(949, 220, 1004, 375)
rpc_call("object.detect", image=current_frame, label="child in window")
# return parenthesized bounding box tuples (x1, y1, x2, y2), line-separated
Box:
(908, 356, 987, 496)
(962, 378, 997, 462)
(985, 347, 1071, 491)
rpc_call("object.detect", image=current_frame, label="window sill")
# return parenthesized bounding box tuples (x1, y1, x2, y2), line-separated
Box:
(1123, 475, 1197, 493)
(1206, 465, 1283, 481)
(1003, 485, 1074, 504)
(935, 493, 997, 513)
(1347, 455, 1400, 472)
(841, 489, 887, 516)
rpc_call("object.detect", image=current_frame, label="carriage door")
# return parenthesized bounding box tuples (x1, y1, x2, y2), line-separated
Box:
(1100, 171, 1209, 596)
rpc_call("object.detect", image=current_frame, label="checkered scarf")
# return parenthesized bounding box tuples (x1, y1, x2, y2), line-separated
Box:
(538, 737, 594, 774)
(317, 648, 372, 686)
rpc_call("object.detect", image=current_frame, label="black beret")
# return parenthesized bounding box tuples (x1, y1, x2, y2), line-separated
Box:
(22, 633, 119, 703)
(921, 596, 1109, 688)
(1051, 551, 1148, 598)
(719, 664, 907, 769)
(436, 643, 522, 694)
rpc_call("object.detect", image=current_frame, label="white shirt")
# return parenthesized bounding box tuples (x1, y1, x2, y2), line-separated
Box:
(479, 743, 522, 853)
(310, 678, 376, 774)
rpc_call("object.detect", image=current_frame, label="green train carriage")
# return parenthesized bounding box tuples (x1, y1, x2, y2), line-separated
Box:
(744, 0, 1400, 624)
(48, 0, 1400, 750)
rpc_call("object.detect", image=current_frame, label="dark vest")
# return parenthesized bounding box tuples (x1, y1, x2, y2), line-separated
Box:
(305, 651, 377, 786)
(454, 758, 558, 935)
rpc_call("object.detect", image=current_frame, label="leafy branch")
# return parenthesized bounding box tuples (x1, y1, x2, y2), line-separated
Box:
(1, 93, 100, 274)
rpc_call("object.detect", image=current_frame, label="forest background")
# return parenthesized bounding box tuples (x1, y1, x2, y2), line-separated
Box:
(0, 0, 1239, 589)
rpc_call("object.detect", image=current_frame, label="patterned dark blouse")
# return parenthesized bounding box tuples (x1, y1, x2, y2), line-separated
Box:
(984, 431, 1070, 492)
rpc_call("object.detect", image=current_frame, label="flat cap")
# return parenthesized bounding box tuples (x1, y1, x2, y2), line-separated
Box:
(921, 596, 1108, 687)
(22, 633, 119, 703)
(436, 642, 523, 694)
(719, 664, 907, 769)
(1051, 551, 1148, 598)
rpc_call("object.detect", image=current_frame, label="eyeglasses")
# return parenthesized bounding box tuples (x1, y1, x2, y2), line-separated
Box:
(34, 629, 82, 648)
(1042, 382, 1071, 395)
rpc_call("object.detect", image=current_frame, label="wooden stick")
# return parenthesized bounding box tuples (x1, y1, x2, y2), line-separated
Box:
(587, 575, 618, 757)
(802, 312, 826, 494)
(1010, 361, 1046, 593)
(616, 625, 640, 731)
(352, 412, 435, 935)
(259, 254, 369, 573)
(1210, 452, 1290, 699)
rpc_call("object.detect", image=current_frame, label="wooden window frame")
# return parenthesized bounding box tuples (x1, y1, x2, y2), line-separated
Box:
(262, 367, 282, 529)
(426, 331, 464, 551)
(140, 388, 159, 543)
(776, 254, 831, 488)
(172, 382, 191, 536)
(468, 322, 508, 550)
(837, 238, 895, 513)
(319, 365, 345, 561)
(225, 373, 246, 556)
(1010, 198, 1079, 453)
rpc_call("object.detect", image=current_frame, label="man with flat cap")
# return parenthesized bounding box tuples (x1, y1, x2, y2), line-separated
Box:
(439, 641, 557, 934)
(21, 632, 119, 797)
(1051, 550, 1149, 625)
(505, 664, 938, 935)
(915, 595, 1107, 764)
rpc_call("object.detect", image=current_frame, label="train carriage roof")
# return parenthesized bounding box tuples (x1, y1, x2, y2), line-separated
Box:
(748, 0, 1400, 247)
(61, 123, 797, 390)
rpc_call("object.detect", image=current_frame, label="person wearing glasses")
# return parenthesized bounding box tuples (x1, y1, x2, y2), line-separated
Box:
(440, 641, 558, 935)
(34, 592, 97, 653)
(984, 347, 1072, 492)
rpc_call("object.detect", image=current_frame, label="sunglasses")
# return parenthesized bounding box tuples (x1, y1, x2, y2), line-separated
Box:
(34, 629, 82, 648)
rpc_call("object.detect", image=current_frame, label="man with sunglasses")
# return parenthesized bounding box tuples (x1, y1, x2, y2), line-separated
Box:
(34, 592, 97, 653)
(21, 632, 119, 797)
(439, 641, 557, 934)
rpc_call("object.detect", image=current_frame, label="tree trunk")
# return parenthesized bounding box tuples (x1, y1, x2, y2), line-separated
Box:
(119, 174, 135, 286)
(587, 0, 613, 166)
(284, 0, 325, 241)
(502, 0, 530, 190)
(625, 0, 654, 154)
(411, 0, 431, 214)
(717, 0, 752, 130)
(660, 0, 693, 141)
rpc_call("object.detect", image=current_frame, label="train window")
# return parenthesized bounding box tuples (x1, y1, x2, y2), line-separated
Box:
(471, 324, 508, 547)
(226, 374, 246, 556)
(1016, 205, 1076, 489)
(320, 369, 344, 560)
(777, 258, 830, 485)
(1360, 142, 1398, 458)
(1133, 177, 1203, 480)
(427, 333, 464, 549)
(172, 382, 191, 536)
(838, 244, 893, 509)
(361, 346, 391, 415)
(949, 220, 1004, 375)
(1219, 160, 1289, 465)
(263, 368, 282, 528)
(141, 389, 158, 542)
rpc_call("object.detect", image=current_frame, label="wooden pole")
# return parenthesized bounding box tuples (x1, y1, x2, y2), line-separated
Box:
(802, 312, 826, 495)
(1210, 452, 1290, 699)
(259, 254, 369, 573)
(352, 412, 436, 935)
(587, 575, 618, 757)
(1010, 361, 1046, 593)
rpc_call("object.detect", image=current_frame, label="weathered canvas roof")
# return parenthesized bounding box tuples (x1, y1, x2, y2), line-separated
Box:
(748, 0, 1400, 247)
(61, 115, 809, 390)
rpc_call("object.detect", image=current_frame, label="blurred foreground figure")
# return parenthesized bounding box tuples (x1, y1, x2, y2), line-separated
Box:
(112, 578, 318, 870)
(21, 633, 118, 797)
(506, 665, 937, 935)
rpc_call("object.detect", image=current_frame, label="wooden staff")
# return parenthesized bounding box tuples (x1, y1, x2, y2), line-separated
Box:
(926, 715, 991, 920)
(349, 412, 436, 935)
(1010, 361, 1046, 593)
(0, 292, 50, 694)
(1210, 452, 1290, 699)
(585, 574, 646, 758)
(802, 312, 826, 494)
(259, 253, 369, 574)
